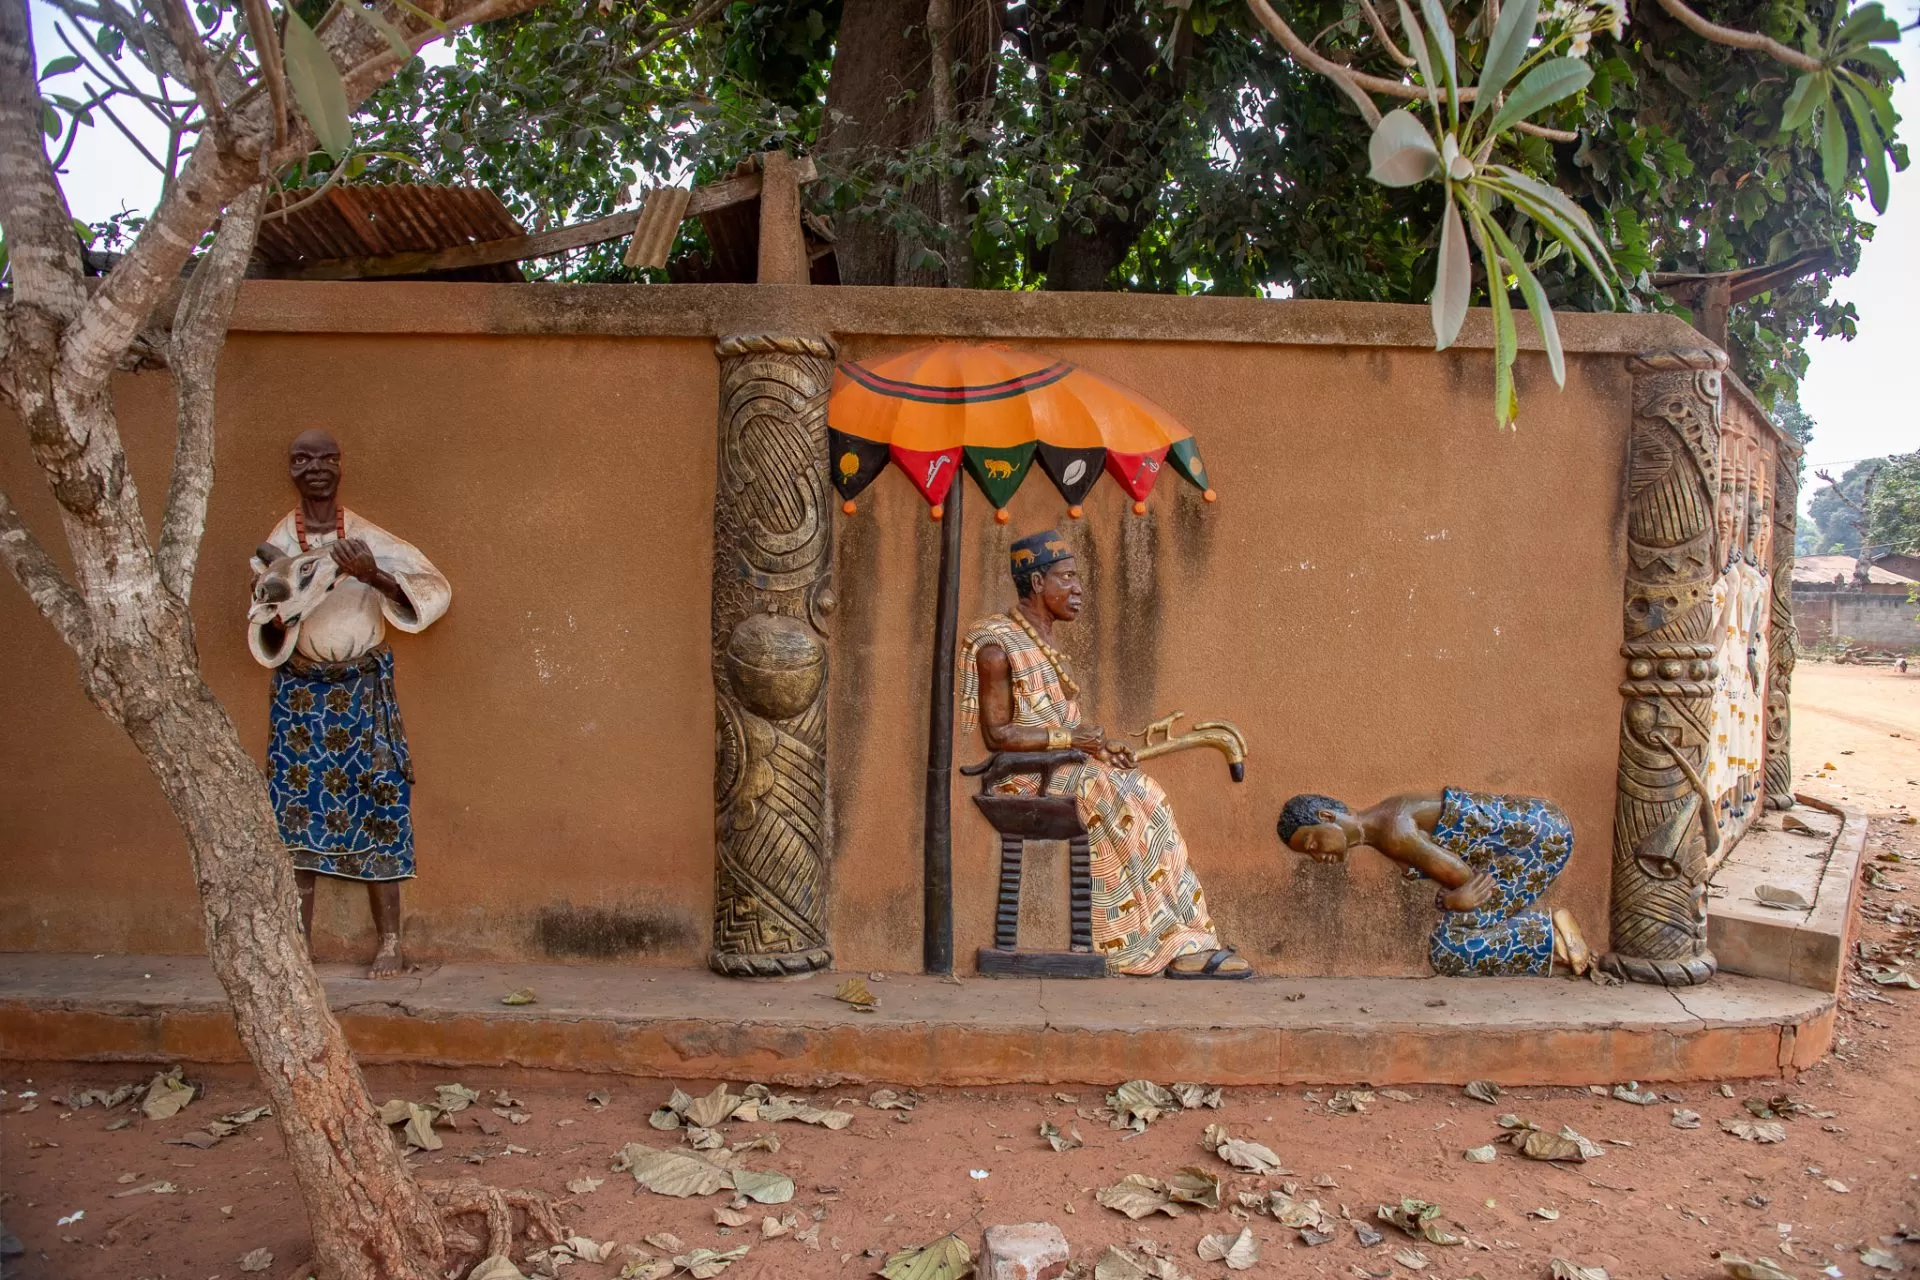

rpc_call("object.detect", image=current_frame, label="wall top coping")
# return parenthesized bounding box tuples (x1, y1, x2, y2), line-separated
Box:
(228, 280, 1714, 357)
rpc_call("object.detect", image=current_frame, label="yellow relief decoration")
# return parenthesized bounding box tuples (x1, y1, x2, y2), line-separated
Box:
(838, 451, 860, 477)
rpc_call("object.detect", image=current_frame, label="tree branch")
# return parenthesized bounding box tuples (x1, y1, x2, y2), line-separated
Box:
(239, 0, 288, 149)
(57, 0, 554, 396)
(1356, 0, 1417, 67)
(156, 183, 263, 603)
(147, 0, 229, 131)
(0, 0, 89, 317)
(1244, 0, 1384, 125)
(1652, 0, 1824, 73)
(633, 0, 731, 64)
(0, 486, 94, 651)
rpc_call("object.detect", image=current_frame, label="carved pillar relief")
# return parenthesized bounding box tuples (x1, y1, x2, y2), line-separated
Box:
(1600, 349, 1725, 987)
(709, 333, 837, 976)
(1765, 445, 1800, 810)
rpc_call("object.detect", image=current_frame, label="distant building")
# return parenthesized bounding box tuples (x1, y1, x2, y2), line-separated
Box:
(1793, 553, 1920, 652)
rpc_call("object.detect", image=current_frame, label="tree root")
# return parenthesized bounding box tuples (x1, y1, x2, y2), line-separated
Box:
(422, 1179, 565, 1270)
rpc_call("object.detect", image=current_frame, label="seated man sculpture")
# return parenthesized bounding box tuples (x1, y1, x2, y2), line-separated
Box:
(959, 530, 1249, 978)
(1278, 790, 1590, 977)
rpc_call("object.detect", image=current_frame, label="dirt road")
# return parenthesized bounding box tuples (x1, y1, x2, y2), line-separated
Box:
(2, 668, 1917, 1280)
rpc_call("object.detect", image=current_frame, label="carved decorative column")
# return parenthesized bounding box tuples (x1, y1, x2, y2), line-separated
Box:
(1764, 443, 1801, 810)
(1600, 349, 1725, 987)
(709, 333, 837, 976)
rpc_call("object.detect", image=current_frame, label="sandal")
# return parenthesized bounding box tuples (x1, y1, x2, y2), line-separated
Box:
(1164, 948, 1253, 980)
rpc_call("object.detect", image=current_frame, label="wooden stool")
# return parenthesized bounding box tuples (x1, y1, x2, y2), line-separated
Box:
(961, 750, 1106, 978)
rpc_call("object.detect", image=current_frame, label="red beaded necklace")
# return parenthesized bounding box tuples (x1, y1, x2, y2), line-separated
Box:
(294, 509, 345, 551)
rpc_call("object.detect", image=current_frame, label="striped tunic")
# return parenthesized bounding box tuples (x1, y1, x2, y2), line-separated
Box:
(961, 613, 1221, 974)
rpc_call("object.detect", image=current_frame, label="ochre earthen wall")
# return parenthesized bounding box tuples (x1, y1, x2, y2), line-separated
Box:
(1, 284, 1697, 976)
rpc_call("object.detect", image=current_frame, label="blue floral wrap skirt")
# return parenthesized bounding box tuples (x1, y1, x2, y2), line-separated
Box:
(267, 646, 415, 882)
(1427, 787, 1572, 977)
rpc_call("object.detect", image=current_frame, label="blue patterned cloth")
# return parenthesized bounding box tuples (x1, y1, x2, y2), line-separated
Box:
(267, 646, 415, 882)
(1426, 787, 1571, 977)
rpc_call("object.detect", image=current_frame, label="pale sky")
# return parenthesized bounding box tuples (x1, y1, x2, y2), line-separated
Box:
(24, 0, 1920, 500)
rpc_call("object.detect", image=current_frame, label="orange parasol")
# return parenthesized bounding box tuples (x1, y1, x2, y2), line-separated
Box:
(827, 343, 1215, 522)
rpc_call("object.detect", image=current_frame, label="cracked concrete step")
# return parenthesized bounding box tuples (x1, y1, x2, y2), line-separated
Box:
(0, 953, 1835, 1085)
(1709, 798, 1868, 992)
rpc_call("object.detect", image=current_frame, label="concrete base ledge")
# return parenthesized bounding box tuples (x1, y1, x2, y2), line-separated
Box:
(0, 954, 1834, 1086)
(1709, 797, 1868, 993)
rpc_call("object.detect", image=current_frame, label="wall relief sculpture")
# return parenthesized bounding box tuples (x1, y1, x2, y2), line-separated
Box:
(1600, 349, 1726, 987)
(709, 333, 837, 977)
(1278, 790, 1591, 977)
(1765, 443, 1801, 810)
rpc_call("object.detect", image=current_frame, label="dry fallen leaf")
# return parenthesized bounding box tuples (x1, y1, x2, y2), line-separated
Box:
(1550, 1261, 1610, 1280)
(1860, 1246, 1902, 1272)
(1097, 1173, 1184, 1220)
(111, 1180, 177, 1198)
(713, 1206, 753, 1227)
(1529, 1207, 1561, 1221)
(731, 1168, 795, 1205)
(614, 1144, 731, 1197)
(402, 1103, 442, 1152)
(1611, 1082, 1658, 1105)
(1754, 884, 1813, 911)
(1463, 1080, 1501, 1104)
(1671, 1109, 1702, 1129)
(1718, 1255, 1794, 1280)
(833, 976, 878, 1010)
(673, 1244, 750, 1279)
(1463, 1145, 1496, 1163)
(1393, 1247, 1430, 1271)
(868, 1089, 915, 1111)
(140, 1070, 194, 1121)
(1168, 1166, 1222, 1210)
(435, 1083, 480, 1114)
(467, 1257, 529, 1280)
(1094, 1243, 1193, 1280)
(566, 1176, 604, 1195)
(500, 988, 536, 1006)
(1040, 1120, 1083, 1152)
(1171, 1082, 1224, 1109)
(1109, 1080, 1178, 1130)
(685, 1084, 739, 1129)
(1719, 1118, 1787, 1144)
(1196, 1227, 1259, 1270)
(877, 1233, 972, 1280)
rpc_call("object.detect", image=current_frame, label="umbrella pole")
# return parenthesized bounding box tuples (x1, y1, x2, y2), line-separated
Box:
(923, 478, 963, 975)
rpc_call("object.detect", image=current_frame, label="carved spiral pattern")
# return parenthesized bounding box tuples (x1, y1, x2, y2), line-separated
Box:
(1764, 446, 1800, 810)
(1600, 349, 1726, 987)
(709, 333, 837, 977)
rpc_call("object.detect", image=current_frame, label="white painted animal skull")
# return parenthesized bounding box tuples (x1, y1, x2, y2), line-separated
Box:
(249, 542, 341, 628)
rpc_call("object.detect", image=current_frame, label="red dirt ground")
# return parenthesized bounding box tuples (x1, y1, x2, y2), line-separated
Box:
(3, 664, 1918, 1280)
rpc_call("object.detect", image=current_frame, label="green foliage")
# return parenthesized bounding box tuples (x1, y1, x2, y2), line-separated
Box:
(1808, 457, 1883, 554)
(1867, 453, 1920, 555)
(339, 0, 1904, 402)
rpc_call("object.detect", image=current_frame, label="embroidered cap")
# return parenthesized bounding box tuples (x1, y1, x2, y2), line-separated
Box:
(1010, 529, 1075, 589)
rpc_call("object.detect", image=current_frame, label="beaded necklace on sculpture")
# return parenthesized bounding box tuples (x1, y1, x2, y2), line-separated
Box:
(1010, 608, 1080, 699)
(295, 509, 346, 552)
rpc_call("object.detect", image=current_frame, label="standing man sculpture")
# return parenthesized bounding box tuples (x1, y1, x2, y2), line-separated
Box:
(246, 430, 451, 978)
(960, 531, 1250, 978)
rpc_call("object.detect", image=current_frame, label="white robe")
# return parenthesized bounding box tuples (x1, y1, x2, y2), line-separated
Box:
(247, 510, 451, 667)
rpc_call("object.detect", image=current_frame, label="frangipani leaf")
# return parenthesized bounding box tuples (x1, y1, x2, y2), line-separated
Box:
(1481, 212, 1566, 388)
(1837, 80, 1889, 211)
(1432, 190, 1470, 350)
(281, 8, 352, 159)
(1466, 202, 1520, 427)
(1820, 100, 1849, 192)
(1472, 0, 1540, 118)
(1778, 72, 1823, 134)
(1394, 0, 1441, 114)
(1369, 110, 1442, 186)
(1418, 0, 1457, 97)
(1489, 58, 1593, 138)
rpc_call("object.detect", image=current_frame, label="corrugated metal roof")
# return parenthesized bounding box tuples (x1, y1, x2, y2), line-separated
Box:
(1795, 554, 1917, 585)
(254, 184, 527, 281)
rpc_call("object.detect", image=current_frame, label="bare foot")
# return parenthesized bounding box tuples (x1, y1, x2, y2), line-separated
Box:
(367, 934, 407, 980)
(1552, 908, 1591, 977)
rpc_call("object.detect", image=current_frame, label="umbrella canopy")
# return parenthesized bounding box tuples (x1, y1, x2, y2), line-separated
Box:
(827, 343, 1217, 520)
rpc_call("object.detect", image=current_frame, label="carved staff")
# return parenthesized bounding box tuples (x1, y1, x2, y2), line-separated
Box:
(1765, 442, 1801, 810)
(709, 333, 838, 977)
(1600, 348, 1726, 987)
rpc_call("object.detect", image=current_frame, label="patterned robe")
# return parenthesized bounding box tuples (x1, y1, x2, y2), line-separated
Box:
(960, 613, 1220, 974)
(1425, 788, 1573, 977)
(249, 510, 449, 881)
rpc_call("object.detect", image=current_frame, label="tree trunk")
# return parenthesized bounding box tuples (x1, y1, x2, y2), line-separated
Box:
(821, 0, 999, 285)
(134, 663, 449, 1280)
